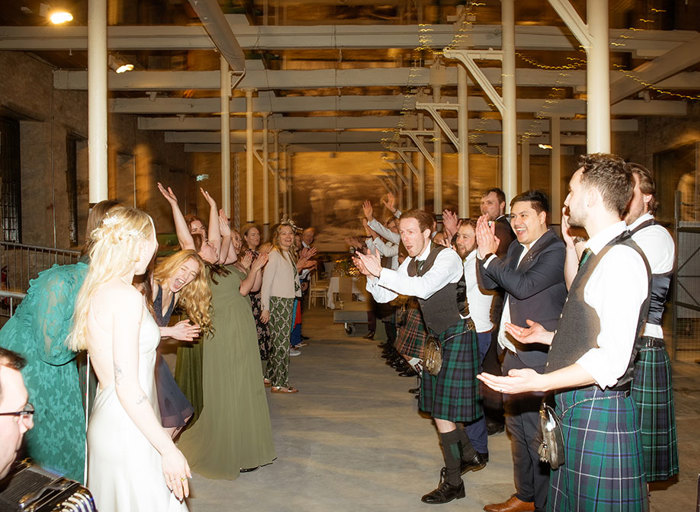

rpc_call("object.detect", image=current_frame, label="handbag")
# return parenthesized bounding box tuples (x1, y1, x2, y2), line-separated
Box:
(423, 335, 442, 376)
(537, 401, 565, 470)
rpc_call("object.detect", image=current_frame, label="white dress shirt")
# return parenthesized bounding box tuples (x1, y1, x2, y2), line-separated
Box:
(463, 251, 494, 333)
(366, 237, 399, 270)
(575, 221, 650, 389)
(627, 212, 675, 339)
(368, 218, 401, 245)
(366, 243, 463, 304)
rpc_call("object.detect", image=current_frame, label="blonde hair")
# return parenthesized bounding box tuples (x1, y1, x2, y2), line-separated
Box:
(69, 207, 154, 351)
(271, 223, 297, 263)
(154, 250, 212, 334)
(81, 199, 120, 255)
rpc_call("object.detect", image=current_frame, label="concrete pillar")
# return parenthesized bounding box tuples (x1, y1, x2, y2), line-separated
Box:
(262, 113, 270, 234)
(521, 140, 530, 191)
(433, 86, 442, 214)
(586, 0, 611, 153)
(245, 89, 254, 222)
(501, 0, 518, 203)
(220, 56, 231, 217)
(550, 115, 562, 224)
(457, 64, 469, 218)
(87, 0, 108, 203)
(417, 113, 426, 209)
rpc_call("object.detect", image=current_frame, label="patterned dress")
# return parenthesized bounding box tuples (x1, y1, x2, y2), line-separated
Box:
(248, 251, 270, 360)
(0, 262, 88, 482)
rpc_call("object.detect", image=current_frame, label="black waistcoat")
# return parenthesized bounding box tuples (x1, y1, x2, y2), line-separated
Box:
(407, 244, 465, 336)
(629, 218, 673, 328)
(545, 232, 651, 390)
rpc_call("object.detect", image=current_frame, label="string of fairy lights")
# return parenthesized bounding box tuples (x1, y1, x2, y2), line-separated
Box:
(381, 1, 698, 162)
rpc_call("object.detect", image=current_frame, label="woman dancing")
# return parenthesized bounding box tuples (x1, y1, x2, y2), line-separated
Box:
(69, 206, 190, 511)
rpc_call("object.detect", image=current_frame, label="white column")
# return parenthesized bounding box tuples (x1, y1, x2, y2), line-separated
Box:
(417, 113, 426, 210)
(88, 0, 108, 203)
(273, 131, 280, 227)
(550, 115, 562, 224)
(457, 64, 469, 218)
(521, 140, 530, 191)
(281, 145, 288, 217)
(220, 56, 231, 216)
(501, 0, 518, 203)
(262, 113, 270, 232)
(586, 0, 611, 153)
(245, 89, 255, 222)
(287, 151, 293, 218)
(433, 86, 442, 214)
(405, 157, 413, 210)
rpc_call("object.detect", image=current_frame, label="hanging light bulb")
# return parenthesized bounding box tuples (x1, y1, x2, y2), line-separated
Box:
(49, 10, 73, 24)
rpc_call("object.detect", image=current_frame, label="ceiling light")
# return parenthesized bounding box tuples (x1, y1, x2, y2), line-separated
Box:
(115, 64, 134, 74)
(538, 144, 552, 150)
(49, 10, 73, 24)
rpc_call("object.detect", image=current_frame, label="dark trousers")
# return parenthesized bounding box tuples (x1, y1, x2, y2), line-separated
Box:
(502, 350, 549, 512)
(465, 330, 493, 454)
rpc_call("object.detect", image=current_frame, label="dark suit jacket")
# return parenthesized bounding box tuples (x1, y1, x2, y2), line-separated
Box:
(494, 215, 515, 259)
(478, 228, 567, 369)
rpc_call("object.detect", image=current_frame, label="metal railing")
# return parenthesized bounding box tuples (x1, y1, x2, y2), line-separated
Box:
(1, 242, 80, 293)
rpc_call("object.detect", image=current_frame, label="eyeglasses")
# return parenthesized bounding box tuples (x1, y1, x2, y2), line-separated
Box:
(0, 403, 35, 424)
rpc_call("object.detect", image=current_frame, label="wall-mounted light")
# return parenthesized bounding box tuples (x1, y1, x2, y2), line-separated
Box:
(108, 54, 135, 74)
(115, 64, 134, 74)
(538, 144, 552, 150)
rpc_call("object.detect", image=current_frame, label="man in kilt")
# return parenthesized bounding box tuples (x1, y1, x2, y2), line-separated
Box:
(480, 154, 651, 511)
(354, 209, 483, 505)
(476, 190, 567, 512)
(624, 162, 678, 483)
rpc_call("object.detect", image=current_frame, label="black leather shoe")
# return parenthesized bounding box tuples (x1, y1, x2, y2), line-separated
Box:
(460, 452, 488, 474)
(408, 387, 420, 394)
(363, 331, 375, 339)
(421, 468, 465, 504)
(398, 368, 418, 377)
(487, 421, 505, 436)
(301, 335, 310, 340)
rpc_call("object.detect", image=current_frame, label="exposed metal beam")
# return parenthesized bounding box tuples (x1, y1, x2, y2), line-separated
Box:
(112, 95, 687, 116)
(1, 24, 696, 56)
(186, 0, 245, 72)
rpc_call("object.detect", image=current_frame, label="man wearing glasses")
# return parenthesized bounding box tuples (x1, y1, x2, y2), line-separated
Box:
(0, 347, 34, 480)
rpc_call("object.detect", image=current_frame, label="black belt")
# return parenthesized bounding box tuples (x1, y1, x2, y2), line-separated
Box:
(641, 336, 664, 349)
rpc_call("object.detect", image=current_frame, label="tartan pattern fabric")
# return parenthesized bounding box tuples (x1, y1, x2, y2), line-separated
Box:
(265, 296, 295, 387)
(548, 387, 648, 512)
(394, 300, 426, 359)
(630, 343, 679, 481)
(419, 319, 482, 423)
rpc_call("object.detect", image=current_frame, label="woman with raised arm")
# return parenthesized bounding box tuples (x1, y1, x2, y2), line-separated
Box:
(178, 212, 275, 479)
(69, 206, 190, 511)
(241, 224, 271, 372)
(0, 200, 118, 483)
(150, 250, 212, 439)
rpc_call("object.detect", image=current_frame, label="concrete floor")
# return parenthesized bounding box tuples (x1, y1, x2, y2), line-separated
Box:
(184, 308, 700, 512)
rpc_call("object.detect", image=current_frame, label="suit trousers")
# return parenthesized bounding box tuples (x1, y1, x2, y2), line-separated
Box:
(502, 350, 549, 512)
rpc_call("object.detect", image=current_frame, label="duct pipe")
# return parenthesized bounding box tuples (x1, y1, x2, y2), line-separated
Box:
(521, 140, 530, 190)
(220, 55, 231, 216)
(245, 89, 254, 223)
(457, 64, 469, 218)
(433, 85, 442, 214)
(186, 0, 245, 72)
(262, 113, 270, 233)
(501, 0, 517, 203)
(273, 130, 280, 226)
(551, 115, 562, 224)
(88, 0, 108, 203)
(417, 113, 425, 209)
(587, 0, 610, 152)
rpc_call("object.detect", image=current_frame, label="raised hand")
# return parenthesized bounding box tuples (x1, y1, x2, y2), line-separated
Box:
(239, 251, 253, 270)
(381, 192, 397, 213)
(442, 209, 459, 239)
(352, 255, 370, 276)
(200, 188, 216, 207)
(218, 209, 231, 238)
(251, 252, 269, 272)
(362, 200, 374, 222)
(476, 214, 500, 258)
(357, 249, 382, 278)
(561, 206, 576, 250)
(504, 319, 554, 346)
(157, 182, 178, 205)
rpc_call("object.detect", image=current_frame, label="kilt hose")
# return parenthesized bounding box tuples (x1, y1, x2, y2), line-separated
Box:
(548, 387, 648, 512)
(394, 301, 427, 359)
(630, 341, 679, 481)
(419, 319, 482, 423)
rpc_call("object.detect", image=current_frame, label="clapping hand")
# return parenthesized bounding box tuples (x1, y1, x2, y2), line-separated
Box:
(442, 209, 459, 239)
(218, 209, 231, 238)
(239, 251, 253, 270)
(356, 249, 383, 278)
(476, 214, 500, 258)
(381, 192, 397, 213)
(362, 200, 374, 222)
(157, 182, 178, 205)
(251, 252, 269, 272)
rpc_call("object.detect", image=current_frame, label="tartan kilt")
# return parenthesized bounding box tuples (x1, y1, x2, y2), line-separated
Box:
(394, 301, 426, 359)
(548, 387, 648, 512)
(630, 343, 679, 481)
(419, 319, 482, 423)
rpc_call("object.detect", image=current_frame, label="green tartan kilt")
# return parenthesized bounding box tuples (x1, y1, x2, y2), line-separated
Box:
(394, 301, 426, 359)
(548, 387, 648, 512)
(630, 342, 679, 481)
(419, 319, 482, 423)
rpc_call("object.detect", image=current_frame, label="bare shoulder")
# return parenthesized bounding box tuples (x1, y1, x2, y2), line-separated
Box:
(92, 281, 144, 316)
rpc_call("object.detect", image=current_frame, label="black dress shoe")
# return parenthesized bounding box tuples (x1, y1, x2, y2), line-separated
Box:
(301, 335, 310, 340)
(408, 386, 420, 394)
(487, 421, 505, 436)
(363, 331, 375, 339)
(460, 452, 488, 474)
(398, 368, 418, 377)
(421, 468, 465, 504)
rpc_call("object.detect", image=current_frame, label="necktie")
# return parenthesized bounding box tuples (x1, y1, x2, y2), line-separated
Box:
(415, 259, 424, 275)
(578, 248, 592, 269)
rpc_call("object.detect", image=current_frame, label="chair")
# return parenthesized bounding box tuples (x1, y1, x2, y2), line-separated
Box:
(308, 271, 329, 308)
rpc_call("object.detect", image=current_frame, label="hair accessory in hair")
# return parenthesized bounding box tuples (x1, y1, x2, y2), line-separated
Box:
(279, 216, 301, 232)
(102, 215, 119, 227)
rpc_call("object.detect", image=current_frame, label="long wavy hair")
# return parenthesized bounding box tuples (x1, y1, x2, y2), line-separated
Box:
(153, 250, 212, 334)
(271, 222, 297, 263)
(69, 207, 154, 351)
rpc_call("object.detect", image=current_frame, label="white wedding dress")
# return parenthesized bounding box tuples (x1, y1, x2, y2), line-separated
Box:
(87, 304, 188, 512)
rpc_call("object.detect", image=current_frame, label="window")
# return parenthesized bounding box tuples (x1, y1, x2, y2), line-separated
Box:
(0, 117, 22, 243)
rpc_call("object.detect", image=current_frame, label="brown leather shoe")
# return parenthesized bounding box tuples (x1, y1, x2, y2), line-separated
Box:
(483, 496, 535, 512)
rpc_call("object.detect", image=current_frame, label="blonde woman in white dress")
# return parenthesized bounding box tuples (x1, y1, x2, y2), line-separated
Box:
(69, 206, 190, 512)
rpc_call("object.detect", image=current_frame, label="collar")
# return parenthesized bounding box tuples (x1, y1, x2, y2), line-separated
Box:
(519, 229, 547, 253)
(414, 242, 432, 262)
(627, 212, 654, 232)
(464, 250, 477, 264)
(585, 221, 627, 255)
